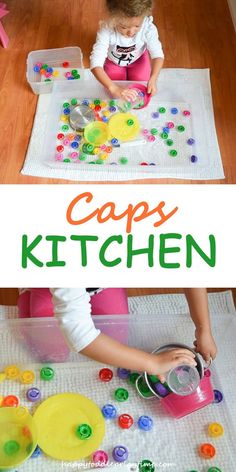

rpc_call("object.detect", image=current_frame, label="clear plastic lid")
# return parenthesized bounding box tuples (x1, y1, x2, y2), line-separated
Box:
(167, 364, 200, 396)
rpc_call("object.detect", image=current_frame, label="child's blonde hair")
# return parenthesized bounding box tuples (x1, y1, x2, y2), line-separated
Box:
(106, 0, 153, 18)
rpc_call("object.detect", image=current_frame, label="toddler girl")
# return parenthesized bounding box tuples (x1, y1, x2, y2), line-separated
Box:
(90, 0, 164, 100)
(18, 288, 217, 381)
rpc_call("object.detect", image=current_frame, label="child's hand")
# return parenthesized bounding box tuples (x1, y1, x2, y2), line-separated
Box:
(108, 84, 138, 102)
(194, 330, 217, 362)
(148, 348, 197, 383)
(147, 76, 158, 95)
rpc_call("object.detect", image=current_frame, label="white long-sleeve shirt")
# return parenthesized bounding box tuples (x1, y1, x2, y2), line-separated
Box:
(90, 16, 164, 69)
(19, 288, 101, 352)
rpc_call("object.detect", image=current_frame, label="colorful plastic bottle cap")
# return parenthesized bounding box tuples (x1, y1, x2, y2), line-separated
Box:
(142, 128, 149, 135)
(64, 158, 71, 163)
(183, 110, 191, 116)
(151, 128, 158, 135)
(161, 132, 168, 139)
(71, 141, 79, 149)
(62, 124, 69, 131)
(117, 368, 131, 380)
(166, 139, 174, 146)
(167, 121, 175, 128)
(60, 115, 69, 122)
(99, 368, 113, 382)
(199, 443, 216, 459)
(190, 155, 198, 163)
(20, 370, 35, 384)
(40, 366, 54, 381)
(62, 61, 69, 67)
(79, 154, 87, 161)
(105, 146, 112, 153)
(128, 372, 140, 384)
(139, 459, 155, 472)
(57, 133, 64, 140)
(147, 135, 156, 142)
(4, 440, 20, 455)
(64, 107, 70, 115)
(63, 102, 70, 109)
(101, 404, 117, 419)
(137, 377, 153, 398)
(56, 145, 64, 153)
(171, 107, 178, 114)
(208, 423, 224, 438)
(63, 139, 70, 146)
(159, 107, 166, 113)
(4, 364, 21, 379)
(92, 449, 108, 467)
(127, 119, 134, 126)
(153, 382, 169, 397)
(169, 150, 178, 157)
(0, 372, 6, 382)
(71, 152, 79, 159)
(95, 105, 101, 112)
(100, 101, 107, 108)
(109, 100, 116, 107)
(2, 394, 19, 407)
(138, 415, 153, 431)
(187, 138, 195, 145)
(31, 445, 41, 458)
(204, 369, 211, 377)
(75, 423, 92, 439)
(177, 125, 185, 132)
(68, 133, 75, 141)
(71, 69, 78, 76)
(53, 70, 59, 77)
(119, 157, 128, 165)
(114, 388, 129, 402)
(163, 127, 170, 134)
(111, 138, 119, 145)
(140, 161, 149, 165)
(152, 112, 159, 118)
(109, 106, 117, 112)
(118, 414, 134, 429)
(71, 98, 78, 105)
(93, 99, 100, 105)
(22, 425, 32, 438)
(213, 389, 223, 403)
(112, 445, 128, 462)
(149, 162, 156, 166)
(207, 468, 222, 472)
(26, 388, 41, 402)
(34, 65, 40, 72)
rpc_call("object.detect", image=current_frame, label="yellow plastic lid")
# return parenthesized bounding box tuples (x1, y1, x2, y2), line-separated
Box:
(33, 393, 105, 461)
(108, 112, 140, 141)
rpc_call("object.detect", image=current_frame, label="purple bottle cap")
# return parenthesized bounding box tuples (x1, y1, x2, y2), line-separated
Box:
(26, 387, 41, 402)
(153, 382, 169, 397)
(112, 445, 128, 462)
(117, 368, 131, 380)
(213, 389, 223, 403)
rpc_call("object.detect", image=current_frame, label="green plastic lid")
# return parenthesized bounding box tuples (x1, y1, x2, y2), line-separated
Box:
(128, 372, 140, 384)
(139, 459, 155, 472)
(114, 388, 129, 402)
(4, 440, 20, 456)
(75, 424, 92, 439)
(40, 366, 54, 381)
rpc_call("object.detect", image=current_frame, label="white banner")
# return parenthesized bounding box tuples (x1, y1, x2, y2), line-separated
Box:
(0, 185, 235, 287)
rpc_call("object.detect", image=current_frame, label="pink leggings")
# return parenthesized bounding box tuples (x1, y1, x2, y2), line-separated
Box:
(17, 289, 129, 362)
(104, 50, 151, 81)
(18, 288, 129, 318)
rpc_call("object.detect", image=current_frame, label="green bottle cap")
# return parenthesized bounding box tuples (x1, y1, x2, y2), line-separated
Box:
(177, 125, 185, 132)
(169, 150, 178, 157)
(94, 99, 101, 105)
(127, 119, 134, 126)
(63, 102, 70, 108)
(114, 388, 129, 402)
(119, 157, 128, 165)
(75, 424, 92, 439)
(139, 459, 155, 472)
(4, 440, 20, 456)
(159, 107, 166, 113)
(62, 124, 69, 131)
(151, 128, 158, 135)
(166, 139, 174, 146)
(71, 98, 78, 105)
(161, 132, 168, 139)
(79, 154, 87, 161)
(40, 366, 54, 381)
(128, 372, 140, 384)
(71, 69, 78, 76)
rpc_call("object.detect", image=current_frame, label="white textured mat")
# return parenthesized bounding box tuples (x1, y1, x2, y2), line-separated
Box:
(0, 291, 236, 471)
(22, 69, 224, 181)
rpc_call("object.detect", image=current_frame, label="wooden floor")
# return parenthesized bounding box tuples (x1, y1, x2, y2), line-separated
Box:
(0, 0, 235, 184)
(0, 288, 235, 306)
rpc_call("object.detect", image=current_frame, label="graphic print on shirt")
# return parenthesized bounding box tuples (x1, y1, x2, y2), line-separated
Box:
(111, 45, 136, 65)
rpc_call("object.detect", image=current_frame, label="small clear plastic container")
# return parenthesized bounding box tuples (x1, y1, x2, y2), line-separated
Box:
(26, 47, 84, 94)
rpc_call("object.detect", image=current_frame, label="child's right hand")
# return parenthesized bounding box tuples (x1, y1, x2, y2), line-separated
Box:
(147, 348, 197, 383)
(108, 83, 138, 102)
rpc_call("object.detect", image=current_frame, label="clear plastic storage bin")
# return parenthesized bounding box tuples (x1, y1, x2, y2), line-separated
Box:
(26, 47, 84, 94)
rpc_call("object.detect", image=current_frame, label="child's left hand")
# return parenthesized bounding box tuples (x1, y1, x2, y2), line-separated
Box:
(147, 76, 158, 95)
(194, 329, 217, 362)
